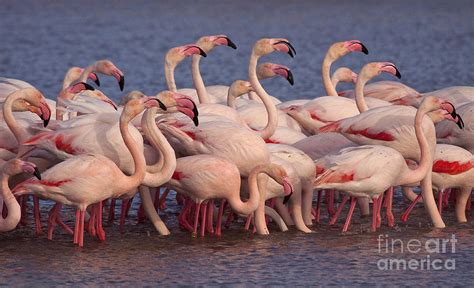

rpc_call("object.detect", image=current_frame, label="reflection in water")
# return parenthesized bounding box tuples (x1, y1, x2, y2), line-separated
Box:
(0, 0, 473, 285)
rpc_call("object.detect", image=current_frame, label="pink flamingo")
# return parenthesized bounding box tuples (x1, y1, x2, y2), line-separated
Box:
(0, 159, 41, 232)
(284, 62, 399, 135)
(13, 96, 164, 247)
(436, 101, 472, 153)
(393, 86, 474, 107)
(313, 96, 459, 232)
(338, 81, 419, 102)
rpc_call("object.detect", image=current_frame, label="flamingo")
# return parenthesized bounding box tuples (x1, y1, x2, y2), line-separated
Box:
(313, 96, 460, 232)
(0, 159, 41, 232)
(13, 96, 164, 247)
(284, 62, 399, 135)
(338, 81, 419, 102)
(165, 155, 292, 237)
(400, 144, 473, 223)
(393, 86, 474, 107)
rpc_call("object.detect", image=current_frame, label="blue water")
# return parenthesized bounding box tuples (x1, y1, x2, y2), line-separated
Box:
(0, 0, 473, 286)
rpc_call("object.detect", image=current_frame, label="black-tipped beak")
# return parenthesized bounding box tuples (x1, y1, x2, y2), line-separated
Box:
(287, 70, 294, 86)
(119, 75, 125, 91)
(275, 40, 296, 58)
(79, 82, 95, 91)
(456, 114, 465, 129)
(33, 167, 41, 180)
(360, 43, 369, 55)
(198, 47, 207, 57)
(283, 191, 293, 205)
(43, 118, 49, 128)
(158, 99, 167, 111)
(225, 37, 237, 49)
(394, 67, 401, 79)
(192, 103, 199, 126)
(92, 73, 100, 86)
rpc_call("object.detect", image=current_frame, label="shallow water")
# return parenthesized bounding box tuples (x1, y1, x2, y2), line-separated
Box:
(0, 0, 473, 286)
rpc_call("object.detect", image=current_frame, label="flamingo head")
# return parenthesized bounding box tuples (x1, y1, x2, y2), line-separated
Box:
(228, 80, 254, 98)
(165, 44, 207, 68)
(64, 67, 101, 87)
(253, 38, 296, 58)
(156, 91, 199, 126)
(268, 164, 294, 204)
(327, 40, 368, 60)
(93, 60, 125, 91)
(196, 35, 237, 53)
(124, 96, 166, 120)
(19, 88, 52, 127)
(257, 62, 294, 85)
(359, 62, 401, 82)
(121, 90, 146, 105)
(423, 96, 464, 129)
(332, 67, 358, 84)
(3, 159, 41, 180)
(79, 89, 118, 110)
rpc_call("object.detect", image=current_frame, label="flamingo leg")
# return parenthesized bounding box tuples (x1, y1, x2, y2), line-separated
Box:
(87, 204, 97, 237)
(385, 188, 394, 227)
(78, 210, 85, 247)
(376, 194, 384, 229)
(371, 197, 379, 232)
(342, 197, 357, 232)
(178, 199, 193, 232)
(108, 199, 116, 224)
(96, 202, 106, 241)
(326, 190, 336, 216)
(315, 190, 322, 223)
(33, 196, 43, 235)
(438, 189, 444, 215)
(244, 214, 253, 230)
(400, 194, 422, 223)
(192, 202, 201, 238)
(200, 201, 207, 237)
(224, 211, 235, 229)
(119, 199, 129, 233)
(329, 194, 349, 225)
(206, 200, 214, 234)
(467, 193, 472, 212)
(215, 200, 226, 237)
(74, 209, 80, 244)
(159, 188, 170, 211)
(47, 203, 59, 240)
(20, 196, 28, 226)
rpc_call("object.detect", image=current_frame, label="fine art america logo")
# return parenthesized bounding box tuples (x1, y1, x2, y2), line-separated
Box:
(377, 234, 457, 271)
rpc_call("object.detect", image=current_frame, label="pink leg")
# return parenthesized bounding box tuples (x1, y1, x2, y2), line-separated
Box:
(47, 203, 60, 240)
(178, 200, 194, 232)
(108, 199, 116, 224)
(119, 199, 129, 233)
(467, 193, 472, 212)
(446, 188, 455, 208)
(125, 196, 133, 217)
(385, 188, 394, 227)
(33, 196, 43, 235)
(176, 193, 185, 206)
(73, 210, 80, 244)
(87, 205, 96, 237)
(192, 202, 201, 237)
(206, 200, 214, 234)
(438, 190, 444, 215)
(200, 201, 207, 237)
(342, 197, 357, 232)
(371, 197, 379, 232)
(327, 190, 336, 216)
(224, 211, 235, 229)
(78, 210, 85, 247)
(20, 196, 28, 226)
(244, 214, 253, 230)
(215, 200, 226, 237)
(329, 195, 349, 225)
(96, 202, 106, 241)
(159, 188, 170, 211)
(315, 190, 322, 223)
(400, 194, 422, 222)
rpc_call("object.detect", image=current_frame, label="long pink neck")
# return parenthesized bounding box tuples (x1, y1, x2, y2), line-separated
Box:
(119, 112, 146, 191)
(78, 64, 95, 83)
(322, 56, 338, 96)
(165, 63, 177, 92)
(191, 55, 210, 104)
(3, 92, 28, 143)
(141, 108, 177, 186)
(0, 173, 21, 232)
(354, 73, 370, 113)
(401, 105, 434, 184)
(248, 53, 278, 139)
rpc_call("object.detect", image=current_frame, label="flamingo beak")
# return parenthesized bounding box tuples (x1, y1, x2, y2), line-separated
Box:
(183, 45, 207, 57)
(68, 82, 95, 93)
(286, 70, 294, 86)
(224, 37, 237, 49)
(273, 40, 296, 58)
(39, 101, 51, 127)
(358, 42, 369, 55)
(173, 94, 199, 126)
(119, 75, 125, 91)
(88, 72, 101, 87)
(346, 40, 369, 55)
(33, 167, 41, 180)
(282, 177, 293, 204)
(381, 64, 402, 79)
(455, 115, 465, 129)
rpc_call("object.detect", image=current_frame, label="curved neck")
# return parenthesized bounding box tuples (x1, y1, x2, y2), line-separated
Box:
(330, 75, 340, 90)
(248, 53, 278, 139)
(401, 106, 434, 184)
(165, 63, 177, 92)
(0, 173, 21, 232)
(141, 108, 177, 186)
(3, 93, 28, 142)
(322, 56, 338, 96)
(78, 65, 94, 83)
(227, 165, 265, 215)
(354, 75, 370, 113)
(119, 112, 146, 190)
(191, 55, 209, 104)
(227, 88, 238, 109)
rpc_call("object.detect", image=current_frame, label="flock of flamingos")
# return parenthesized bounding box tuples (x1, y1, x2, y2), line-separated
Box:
(0, 35, 472, 247)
